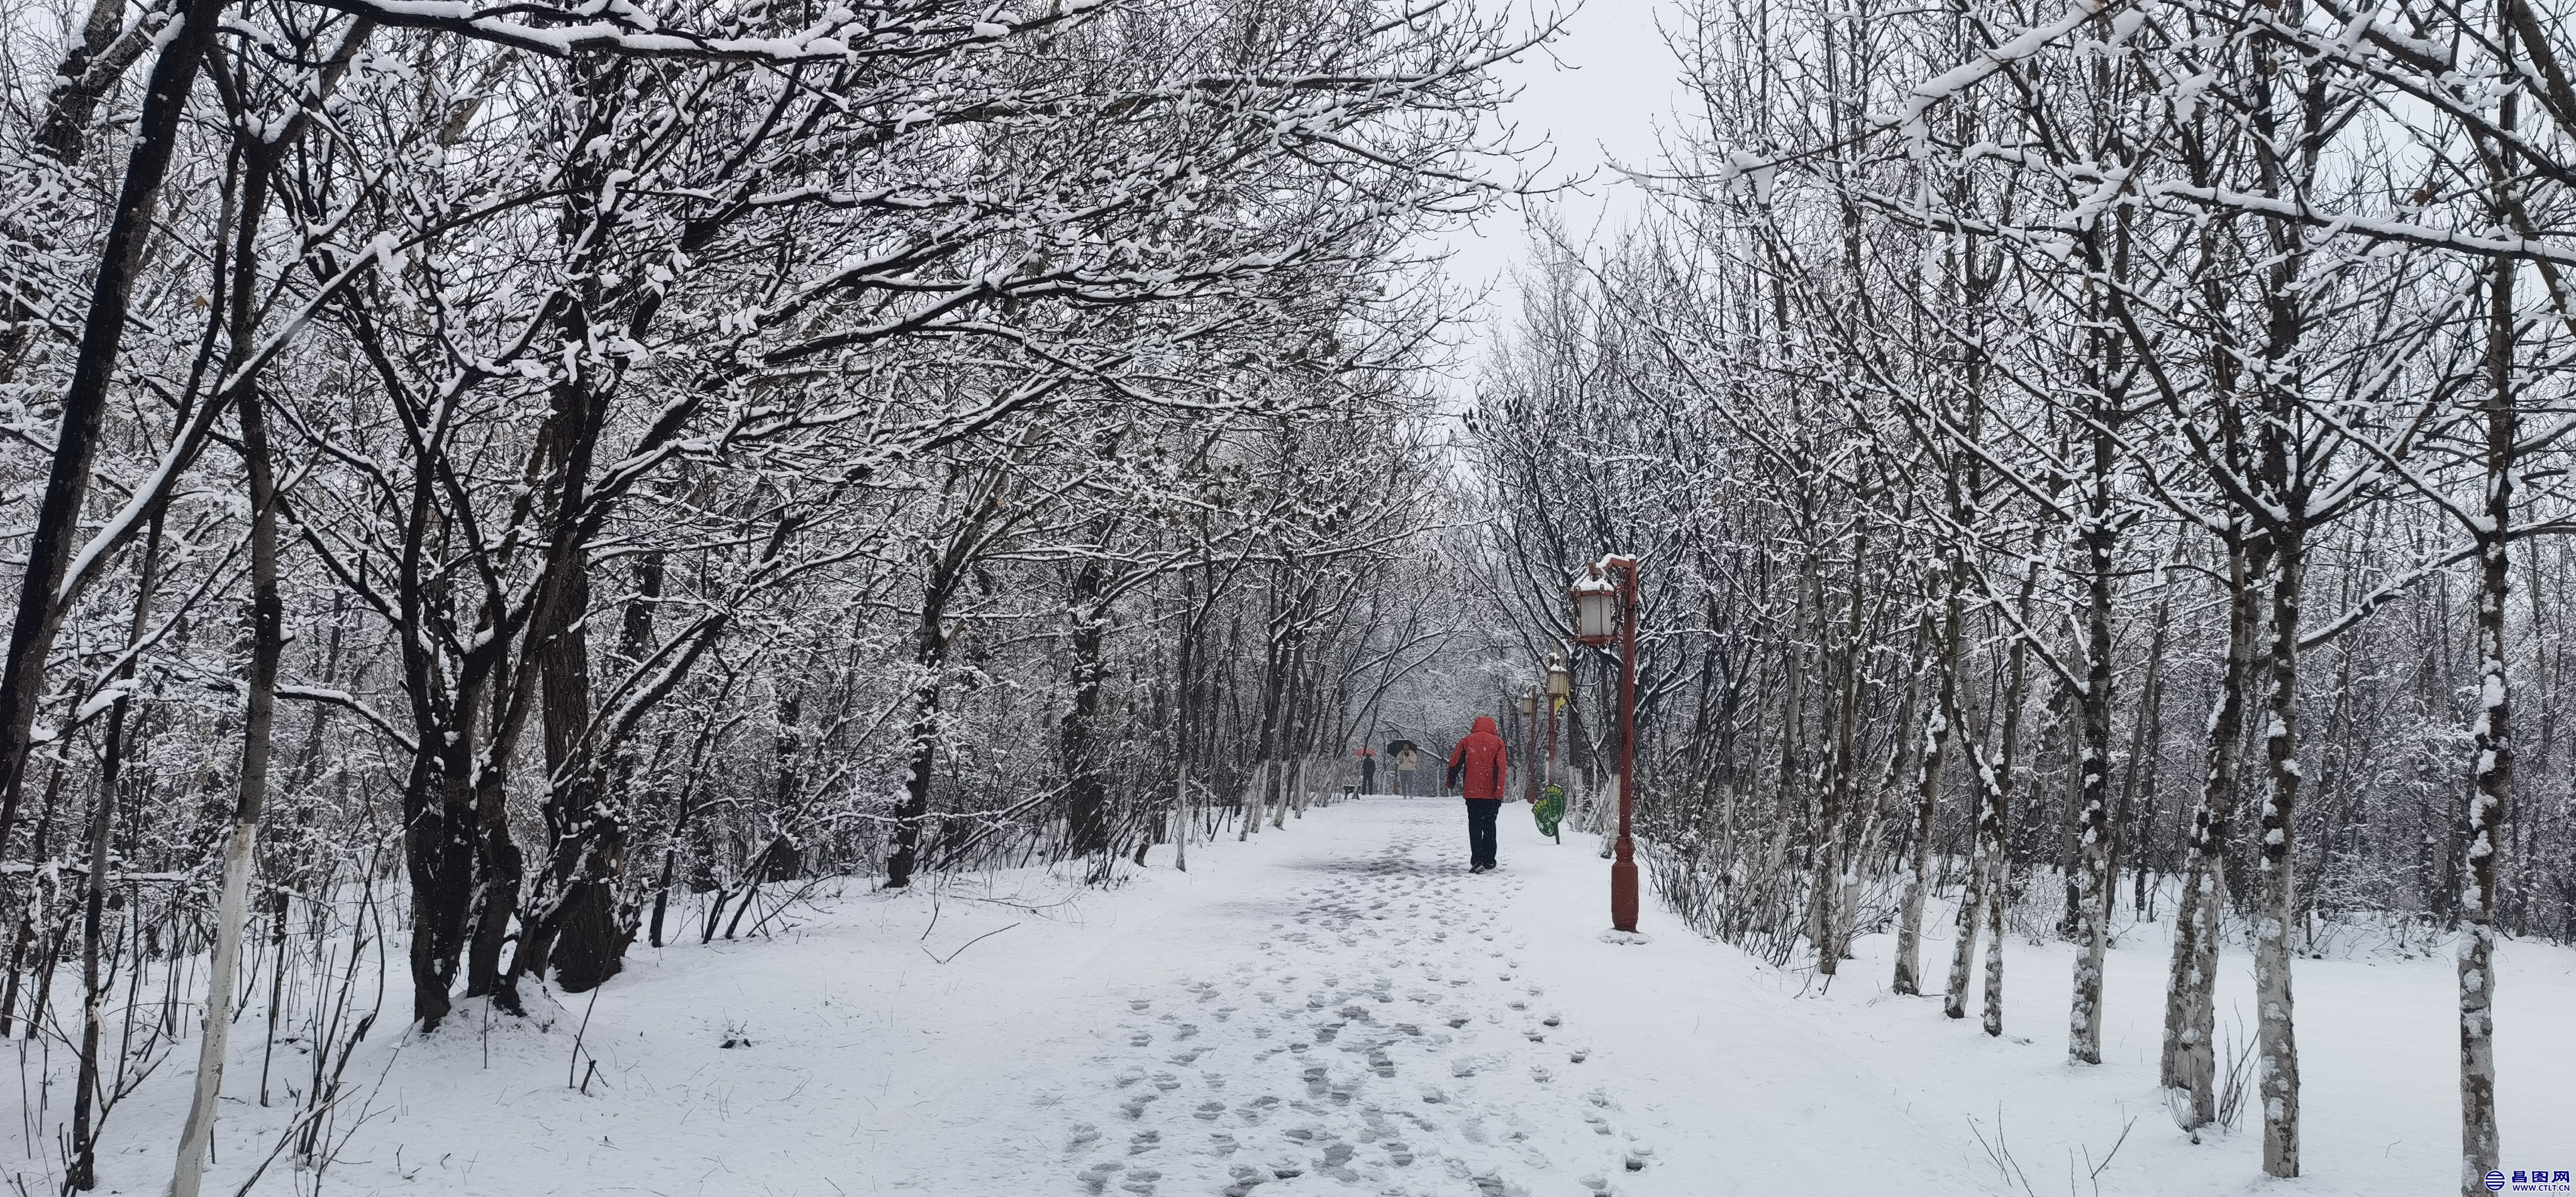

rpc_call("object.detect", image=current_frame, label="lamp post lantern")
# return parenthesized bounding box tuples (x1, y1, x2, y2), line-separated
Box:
(1568, 558, 1643, 935)
(1570, 573, 1619, 645)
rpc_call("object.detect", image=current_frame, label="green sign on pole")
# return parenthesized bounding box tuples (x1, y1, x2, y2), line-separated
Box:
(1533, 783, 1565, 839)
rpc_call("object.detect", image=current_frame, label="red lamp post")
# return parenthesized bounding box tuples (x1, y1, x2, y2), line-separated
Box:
(1570, 556, 1642, 935)
(1545, 653, 1568, 846)
(1519, 687, 1540, 807)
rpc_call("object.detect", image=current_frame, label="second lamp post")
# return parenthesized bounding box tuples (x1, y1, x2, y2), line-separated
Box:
(1569, 555, 1642, 935)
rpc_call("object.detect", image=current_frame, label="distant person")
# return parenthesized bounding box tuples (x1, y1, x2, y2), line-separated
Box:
(1360, 753, 1377, 795)
(1444, 715, 1515, 873)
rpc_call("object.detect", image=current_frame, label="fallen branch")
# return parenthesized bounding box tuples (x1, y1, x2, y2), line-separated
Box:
(919, 922, 1018, 965)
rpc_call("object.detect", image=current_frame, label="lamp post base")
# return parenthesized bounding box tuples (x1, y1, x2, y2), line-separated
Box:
(1610, 856, 1639, 934)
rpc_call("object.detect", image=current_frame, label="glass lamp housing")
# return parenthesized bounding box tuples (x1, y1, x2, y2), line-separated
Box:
(1570, 578, 1619, 645)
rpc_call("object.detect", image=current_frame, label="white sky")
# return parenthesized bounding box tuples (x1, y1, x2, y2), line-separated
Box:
(1425, 0, 1692, 399)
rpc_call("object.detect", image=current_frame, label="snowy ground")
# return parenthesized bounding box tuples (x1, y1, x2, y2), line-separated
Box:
(46, 796, 2576, 1196)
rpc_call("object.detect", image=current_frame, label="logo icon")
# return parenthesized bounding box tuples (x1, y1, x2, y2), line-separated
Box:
(2487, 1171, 2507, 1193)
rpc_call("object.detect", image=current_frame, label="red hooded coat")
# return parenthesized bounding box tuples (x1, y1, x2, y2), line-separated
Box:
(1445, 715, 1509, 800)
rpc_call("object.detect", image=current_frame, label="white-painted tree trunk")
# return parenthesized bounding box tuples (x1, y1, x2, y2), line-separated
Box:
(170, 823, 258, 1197)
(1943, 808, 1989, 1022)
(174, 340, 281, 1196)
(1240, 760, 1267, 841)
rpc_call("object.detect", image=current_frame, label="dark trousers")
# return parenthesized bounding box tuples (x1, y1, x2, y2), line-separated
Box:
(1463, 799, 1501, 868)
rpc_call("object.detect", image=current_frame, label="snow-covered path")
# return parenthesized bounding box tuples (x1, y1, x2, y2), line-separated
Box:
(1045, 815, 1640, 1197)
(85, 795, 2576, 1196)
(961, 801, 1997, 1197)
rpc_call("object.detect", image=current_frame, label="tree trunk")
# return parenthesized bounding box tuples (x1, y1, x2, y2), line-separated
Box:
(2458, 201, 2515, 1197)
(2116, 582, 2172, 927)
(1172, 764, 1190, 873)
(2162, 532, 2258, 1125)
(1948, 562, 2033, 1028)
(1843, 619, 1920, 969)
(1811, 527, 1867, 974)
(170, 374, 281, 1197)
(1982, 841, 2006, 1039)
(1238, 759, 1267, 841)
(886, 565, 957, 887)
(68, 514, 161, 1189)
(463, 661, 530, 1008)
(887, 646, 945, 886)
(1063, 565, 1113, 863)
(2255, 532, 2305, 1178)
(33, 0, 153, 167)
(1770, 559, 1816, 948)
(0, 0, 230, 874)
(1943, 730, 1996, 1022)
(1895, 563, 1963, 996)
(515, 483, 628, 992)
(2068, 417, 2120, 1064)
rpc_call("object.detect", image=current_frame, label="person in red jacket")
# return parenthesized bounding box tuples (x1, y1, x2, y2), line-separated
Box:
(1444, 715, 1515, 873)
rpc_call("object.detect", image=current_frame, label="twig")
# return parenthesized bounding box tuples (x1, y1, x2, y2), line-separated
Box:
(2077, 1115, 2136, 1197)
(568, 985, 604, 1089)
(1967, 1107, 2038, 1197)
(939, 891, 1080, 914)
(919, 922, 1018, 965)
(743, 874, 830, 939)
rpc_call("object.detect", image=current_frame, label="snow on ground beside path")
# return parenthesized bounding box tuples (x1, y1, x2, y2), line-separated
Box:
(50, 796, 2576, 1196)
